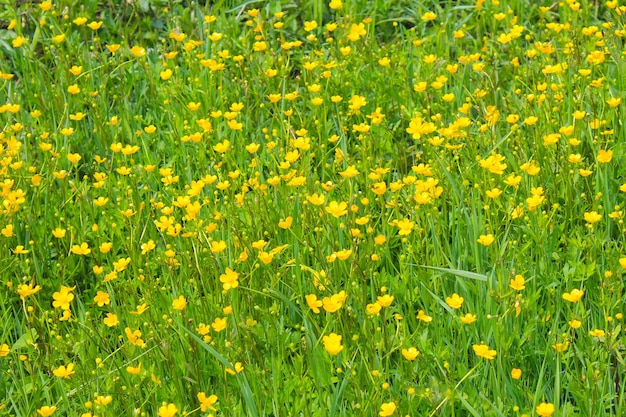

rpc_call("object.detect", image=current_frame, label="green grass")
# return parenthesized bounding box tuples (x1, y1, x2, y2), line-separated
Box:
(1, 0, 625, 416)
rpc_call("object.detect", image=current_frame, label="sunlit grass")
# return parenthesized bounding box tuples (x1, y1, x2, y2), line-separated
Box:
(1, 0, 626, 416)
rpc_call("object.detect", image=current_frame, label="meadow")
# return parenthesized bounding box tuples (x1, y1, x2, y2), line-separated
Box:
(1, 0, 625, 416)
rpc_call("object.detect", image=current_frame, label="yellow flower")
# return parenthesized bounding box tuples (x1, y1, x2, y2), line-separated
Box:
(210, 240, 227, 253)
(339, 165, 359, 178)
(460, 313, 477, 324)
(87, 21, 103, 30)
(225, 362, 244, 375)
(322, 333, 344, 355)
(219, 268, 239, 291)
(379, 402, 396, 416)
(401, 347, 420, 361)
(0, 343, 10, 357)
(477, 234, 495, 246)
(511, 368, 522, 379)
(416, 310, 432, 322)
(197, 392, 218, 412)
(597, 149, 613, 163)
(67, 84, 80, 95)
(366, 302, 382, 315)
(422, 11, 437, 21)
(12, 36, 26, 48)
(445, 293, 464, 309)
(562, 289, 584, 303)
(53, 363, 75, 379)
(606, 97, 621, 107)
(553, 341, 569, 352)
(52, 286, 75, 310)
(509, 274, 525, 291)
(71, 242, 91, 255)
(17, 282, 42, 299)
(589, 329, 605, 338)
(158, 403, 177, 417)
(568, 319, 582, 329)
(306, 294, 322, 314)
(93, 291, 110, 307)
(329, 0, 342, 9)
(37, 406, 57, 416)
(126, 362, 142, 375)
(172, 296, 187, 311)
(396, 218, 415, 236)
(325, 201, 348, 218)
(377, 294, 394, 307)
(472, 343, 497, 360)
(103, 313, 119, 327)
(160, 69, 173, 80)
(130, 46, 146, 57)
(278, 216, 293, 229)
(535, 402, 555, 417)
(322, 291, 347, 313)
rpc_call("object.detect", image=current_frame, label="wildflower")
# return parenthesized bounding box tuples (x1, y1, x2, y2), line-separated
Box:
(71, 242, 91, 255)
(568, 319, 582, 329)
(379, 402, 396, 416)
(396, 218, 415, 235)
(306, 294, 322, 314)
(510, 275, 526, 290)
(53, 363, 75, 379)
(172, 296, 187, 311)
(589, 329, 605, 338)
(87, 21, 103, 30)
(126, 363, 142, 375)
(219, 268, 239, 291)
(211, 240, 227, 253)
(322, 291, 347, 313)
(535, 402, 555, 417)
(445, 293, 464, 309)
(348, 23, 366, 41)
(0, 343, 10, 357)
(339, 165, 359, 178)
(562, 289, 584, 303)
(511, 368, 522, 379)
(366, 303, 382, 315)
(597, 149, 613, 163)
(401, 347, 420, 361)
(211, 317, 227, 332)
(278, 216, 293, 229)
(158, 403, 177, 417)
(36, 406, 57, 416)
(479, 153, 507, 174)
(103, 313, 119, 327)
(93, 291, 110, 307)
(329, 0, 342, 9)
(197, 393, 218, 412)
(477, 234, 495, 246)
(377, 294, 394, 307)
(553, 341, 569, 352)
(17, 283, 42, 299)
(226, 362, 244, 375)
(460, 313, 477, 324)
(322, 333, 344, 355)
(422, 11, 437, 21)
(13, 245, 29, 254)
(12, 36, 26, 48)
(52, 286, 75, 310)
(472, 343, 497, 360)
(416, 310, 432, 322)
(325, 201, 348, 217)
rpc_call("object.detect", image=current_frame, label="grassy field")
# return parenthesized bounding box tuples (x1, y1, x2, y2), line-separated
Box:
(1, 0, 625, 416)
